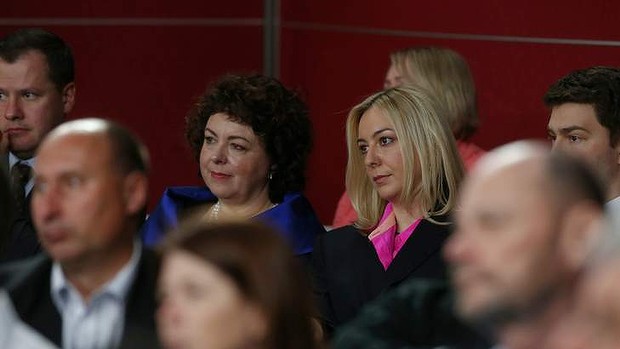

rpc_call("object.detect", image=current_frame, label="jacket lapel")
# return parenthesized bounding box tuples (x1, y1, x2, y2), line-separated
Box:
(383, 219, 450, 287)
(118, 248, 161, 349)
(8, 255, 62, 346)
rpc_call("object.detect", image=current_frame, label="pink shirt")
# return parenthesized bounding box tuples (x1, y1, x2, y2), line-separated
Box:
(368, 203, 422, 270)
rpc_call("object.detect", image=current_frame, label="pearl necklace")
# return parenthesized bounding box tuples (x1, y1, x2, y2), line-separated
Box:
(209, 201, 222, 221)
(208, 201, 278, 222)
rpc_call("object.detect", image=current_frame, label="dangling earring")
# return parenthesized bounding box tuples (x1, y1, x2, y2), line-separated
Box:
(268, 172, 273, 181)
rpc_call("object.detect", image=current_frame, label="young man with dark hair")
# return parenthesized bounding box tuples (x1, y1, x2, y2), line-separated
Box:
(0, 28, 76, 261)
(545, 66, 620, 211)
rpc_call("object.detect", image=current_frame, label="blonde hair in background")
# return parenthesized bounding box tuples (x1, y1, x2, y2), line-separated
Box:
(390, 47, 479, 140)
(346, 86, 465, 230)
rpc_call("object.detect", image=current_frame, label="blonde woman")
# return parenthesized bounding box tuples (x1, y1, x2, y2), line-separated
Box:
(313, 87, 464, 330)
(333, 46, 484, 227)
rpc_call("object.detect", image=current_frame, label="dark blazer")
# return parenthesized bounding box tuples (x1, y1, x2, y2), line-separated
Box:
(332, 279, 491, 349)
(0, 249, 162, 348)
(2, 191, 40, 262)
(1, 155, 40, 262)
(312, 219, 450, 330)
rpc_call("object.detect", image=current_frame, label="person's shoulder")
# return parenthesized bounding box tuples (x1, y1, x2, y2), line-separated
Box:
(0, 254, 51, 289)
(421, 215, 453, 233)
(333, 279, 490, 349)
(280, 192, 314, 208)
(327, 224, 361, 234)
(319, 225, 367, 245)
(160, 186, 215, 203)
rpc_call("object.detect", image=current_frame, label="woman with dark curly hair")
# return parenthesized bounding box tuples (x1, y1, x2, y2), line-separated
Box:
(141, 74, 324, 257)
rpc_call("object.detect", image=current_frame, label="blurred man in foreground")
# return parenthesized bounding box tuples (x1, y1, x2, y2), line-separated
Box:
(0, 118, 160, 349)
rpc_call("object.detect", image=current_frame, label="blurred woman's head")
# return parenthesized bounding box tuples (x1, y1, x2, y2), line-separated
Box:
(346, 86, 464, 229)
(185, 74, 312, 203)
(157, 220, 320, 349)
(385, 47, 479, 140)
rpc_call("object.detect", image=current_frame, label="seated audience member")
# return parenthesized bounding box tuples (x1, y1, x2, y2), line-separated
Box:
(0, 28, 76, 262)
(141, 74, 324, 258)
(0, 118, 160, 348)
(545, 66, 620, 212)
(333, 141, 606, 349)
(313, 86, 464, 331)
(157, 220, 323, 349)
(334, 46, 484, 227)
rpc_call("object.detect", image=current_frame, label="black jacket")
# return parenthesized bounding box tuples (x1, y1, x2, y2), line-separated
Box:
(331, 279, 491, 349)
(312, 220, 450, 330)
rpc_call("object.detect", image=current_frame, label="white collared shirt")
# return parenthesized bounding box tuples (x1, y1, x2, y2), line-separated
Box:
(50, 240, 142, 349)
(8, 152, 35, 197)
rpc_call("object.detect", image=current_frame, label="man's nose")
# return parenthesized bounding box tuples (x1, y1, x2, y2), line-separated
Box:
(2, 96, 23, 120)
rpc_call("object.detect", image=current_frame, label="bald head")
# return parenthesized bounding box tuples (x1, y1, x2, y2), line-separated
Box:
(467, 140, 605, 213)
(445, 140, 605, 328)
(43, 118, 150, 176)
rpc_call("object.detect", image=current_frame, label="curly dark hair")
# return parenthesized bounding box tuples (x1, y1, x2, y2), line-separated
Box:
(185, 74, 312, 203)
(544, 66, 620, 146)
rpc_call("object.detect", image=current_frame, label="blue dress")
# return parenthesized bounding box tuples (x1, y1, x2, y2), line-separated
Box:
(140, 186, 324, 255)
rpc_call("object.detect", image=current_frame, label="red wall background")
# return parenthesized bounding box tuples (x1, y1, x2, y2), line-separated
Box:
(3, 0, 620, 224)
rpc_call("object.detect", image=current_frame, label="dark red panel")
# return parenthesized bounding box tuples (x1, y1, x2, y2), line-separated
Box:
(282, 0, 620, 41)
(4, 0, 262, 18)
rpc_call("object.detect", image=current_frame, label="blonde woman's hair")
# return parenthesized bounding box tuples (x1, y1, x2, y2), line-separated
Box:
(346, 86, 464, 231)
(390, 47, 478, 140)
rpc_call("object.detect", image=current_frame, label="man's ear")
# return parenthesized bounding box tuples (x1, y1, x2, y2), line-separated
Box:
(559, 202, 604, 272)
(62, 82, 76, 114)
(123, 172, 149, 216)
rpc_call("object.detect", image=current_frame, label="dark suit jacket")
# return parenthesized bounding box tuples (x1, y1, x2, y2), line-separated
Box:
(312, 219, 450, 330)
(0, 249, 162, 348)
(3, 191, 40, 262)
(331, 279, 491, 349)
(1, 155, 40, 262)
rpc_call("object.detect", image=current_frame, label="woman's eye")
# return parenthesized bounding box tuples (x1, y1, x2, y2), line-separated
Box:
(204, 136, 216, 144)
(379, 136, 395, 146)
(231, 143, 246, 151)
(358, 144, 368, 154)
